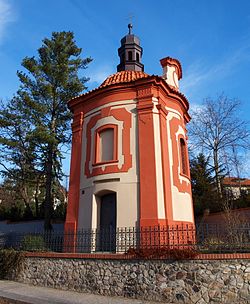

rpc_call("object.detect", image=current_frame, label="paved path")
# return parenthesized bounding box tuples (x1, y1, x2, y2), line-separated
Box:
(0, 280, 159, 304)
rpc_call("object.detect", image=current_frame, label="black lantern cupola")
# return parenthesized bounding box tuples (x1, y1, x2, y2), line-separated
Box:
(117, 24, 144, 72)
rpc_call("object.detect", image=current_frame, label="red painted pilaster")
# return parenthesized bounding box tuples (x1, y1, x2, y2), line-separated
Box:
(64, 112, 84, 235)
(137, 88, 159, 227)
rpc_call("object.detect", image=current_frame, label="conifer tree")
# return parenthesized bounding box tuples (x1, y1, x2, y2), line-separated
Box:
(190, 153, 218, 216)
(0, 32, 92, 229)
(0, 99, 39, 215)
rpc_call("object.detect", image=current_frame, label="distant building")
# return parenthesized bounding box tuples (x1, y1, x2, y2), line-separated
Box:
(222, 177, 250, 199)
(65, 24, 195, 236)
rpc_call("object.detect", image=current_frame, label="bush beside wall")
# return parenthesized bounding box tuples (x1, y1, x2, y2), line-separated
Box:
(0, 249, 24, 279)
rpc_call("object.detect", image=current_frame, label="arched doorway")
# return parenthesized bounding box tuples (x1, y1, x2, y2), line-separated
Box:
(99, 192, 117, 252)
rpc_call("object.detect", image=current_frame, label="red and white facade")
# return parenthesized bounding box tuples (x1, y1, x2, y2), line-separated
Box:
(65, 56, 195, 234)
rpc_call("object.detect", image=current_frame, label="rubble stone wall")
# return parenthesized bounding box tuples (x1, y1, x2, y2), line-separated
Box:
(10, 258, 250, 303)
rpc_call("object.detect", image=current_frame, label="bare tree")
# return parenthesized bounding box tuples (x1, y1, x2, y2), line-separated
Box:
(189, 94, 250, 197)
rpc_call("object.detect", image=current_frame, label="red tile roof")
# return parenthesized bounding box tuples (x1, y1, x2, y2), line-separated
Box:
(100, 70, 150, 88)
(69, 70, 190, 115)
(223, 177, 250, 187)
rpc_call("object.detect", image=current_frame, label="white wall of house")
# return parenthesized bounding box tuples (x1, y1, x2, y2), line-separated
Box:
(78, 100, 139, 230)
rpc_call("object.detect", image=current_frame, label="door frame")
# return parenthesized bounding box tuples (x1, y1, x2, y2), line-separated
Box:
(96, 191, 117, 252)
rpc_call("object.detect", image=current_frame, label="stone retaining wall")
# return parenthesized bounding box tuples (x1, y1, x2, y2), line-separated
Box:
(10, 257, 250, 303)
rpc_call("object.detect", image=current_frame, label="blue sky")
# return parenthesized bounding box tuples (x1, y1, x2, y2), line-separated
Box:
(1, 0, 250, 178)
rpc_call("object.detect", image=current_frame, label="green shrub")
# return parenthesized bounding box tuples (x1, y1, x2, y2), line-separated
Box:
(0, 249, 24, 279)
(21, 235, 47, 252)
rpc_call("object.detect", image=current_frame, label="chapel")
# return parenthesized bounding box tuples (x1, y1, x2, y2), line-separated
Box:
(65, 24, 195, 235)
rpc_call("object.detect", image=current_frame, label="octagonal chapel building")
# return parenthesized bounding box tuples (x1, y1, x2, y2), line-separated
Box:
(65, 25, 195, 234)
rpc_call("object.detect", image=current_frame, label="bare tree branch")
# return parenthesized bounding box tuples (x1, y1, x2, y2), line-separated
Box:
(189, 93, 250, 197)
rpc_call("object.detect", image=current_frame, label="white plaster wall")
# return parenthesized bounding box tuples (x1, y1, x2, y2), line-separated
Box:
(172, 186, 193, 222)
(166, 108, 193, 222)
(78, 100, 139, 230)
(78, 181, 139, 230)
(163, 66, 179, 89)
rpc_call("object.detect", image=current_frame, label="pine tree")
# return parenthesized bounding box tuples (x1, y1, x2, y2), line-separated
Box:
(0, 32, 92, 229)
(0, 99, 40, 216)
(190, 153, 219, 216)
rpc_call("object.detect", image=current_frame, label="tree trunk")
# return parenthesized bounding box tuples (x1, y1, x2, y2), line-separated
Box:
(34, 177, 40, 218)
(44, 146, 53, 230)
(213, 148, 222, 198)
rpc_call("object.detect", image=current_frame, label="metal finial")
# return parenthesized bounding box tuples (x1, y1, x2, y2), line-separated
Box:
(128, 23, 133, 35)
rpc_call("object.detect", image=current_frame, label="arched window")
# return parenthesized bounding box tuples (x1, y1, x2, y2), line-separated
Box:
(95, 125, 118, 164)
(128, 51, 132, 61)
(136, 52, 140, 62)
(180, 138, 188, 175)
(99, 128, 114, 162)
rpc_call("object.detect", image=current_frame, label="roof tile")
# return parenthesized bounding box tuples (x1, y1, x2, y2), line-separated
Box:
(223, 177, 250, 186)
(100, 70, 150, 88)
